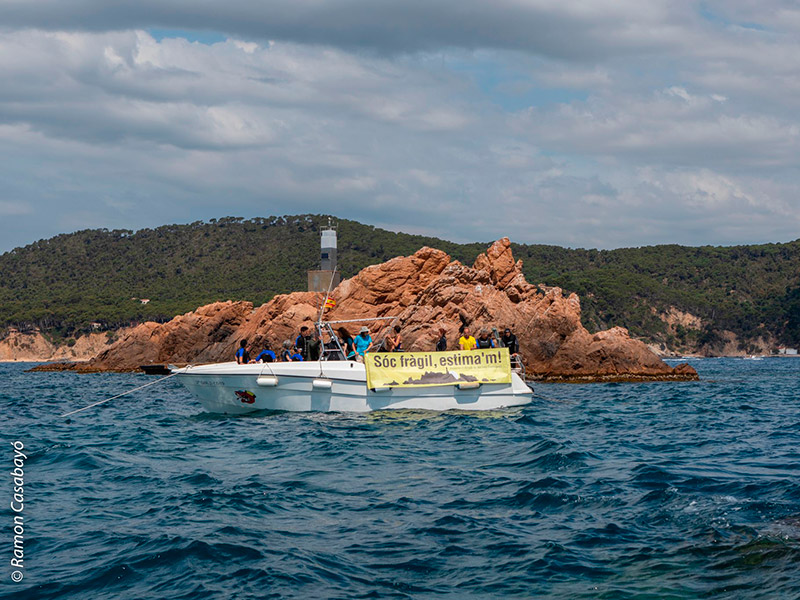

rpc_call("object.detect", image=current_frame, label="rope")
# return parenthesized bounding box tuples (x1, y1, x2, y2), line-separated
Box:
(61, 372, 180, 418)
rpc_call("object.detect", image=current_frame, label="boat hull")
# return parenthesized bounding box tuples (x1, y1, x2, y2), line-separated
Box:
(175, 361, 532, 414)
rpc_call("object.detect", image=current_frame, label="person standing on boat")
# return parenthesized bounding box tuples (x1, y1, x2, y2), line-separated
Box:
(353, 326, 373, 362)
(255, 343, 276, 363)
(435, 328, 447, 351)
(235, 339, 251, 364)
(386, 325, 403, 352)
(295, 326, 313, 360)
(501, 327, 522, 370)
(501, 327, 519, 354)
(476, 329, 495, 349)
(307, 331, 322, 361)
(459, 327, 477, 351)
(338, 327, 356, 360)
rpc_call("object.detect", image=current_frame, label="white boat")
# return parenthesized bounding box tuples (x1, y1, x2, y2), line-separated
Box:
(173, 359, 532, 414)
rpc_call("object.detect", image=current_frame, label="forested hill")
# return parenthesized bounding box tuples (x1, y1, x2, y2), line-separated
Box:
(0, 216, 483, 337)
(1, 214, 799, 353)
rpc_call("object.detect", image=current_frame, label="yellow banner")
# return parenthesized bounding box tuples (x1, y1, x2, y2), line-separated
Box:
(365, 348, 512, 389)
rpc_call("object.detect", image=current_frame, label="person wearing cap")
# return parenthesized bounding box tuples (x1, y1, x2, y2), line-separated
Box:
(476, 328, 495, 349)
(501, 327, 519, 355)
(353, 326, 373, 361)
(459, 326, 477, 351)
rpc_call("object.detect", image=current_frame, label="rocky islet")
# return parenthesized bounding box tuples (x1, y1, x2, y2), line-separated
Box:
(36, 239, 697, 382)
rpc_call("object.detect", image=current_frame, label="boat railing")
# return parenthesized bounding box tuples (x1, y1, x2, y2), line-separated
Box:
(318, 321, 346, 361)
(511, 353, 525, 378)
(316, 316, 400, 361)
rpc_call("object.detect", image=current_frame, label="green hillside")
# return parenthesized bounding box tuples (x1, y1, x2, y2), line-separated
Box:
(1, 214, 799, 353)
(513, 242, 800, 352)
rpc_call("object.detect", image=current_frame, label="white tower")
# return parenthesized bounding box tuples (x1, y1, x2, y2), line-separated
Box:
(307, 219, 342, 292)
(320, 225, 337, 271)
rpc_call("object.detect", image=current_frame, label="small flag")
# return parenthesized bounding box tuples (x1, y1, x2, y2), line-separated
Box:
(324, 298, 336, 308)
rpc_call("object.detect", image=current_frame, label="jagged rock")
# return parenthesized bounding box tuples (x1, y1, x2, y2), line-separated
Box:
(472, 238, 523, 288)
(43, 238, 697, 381)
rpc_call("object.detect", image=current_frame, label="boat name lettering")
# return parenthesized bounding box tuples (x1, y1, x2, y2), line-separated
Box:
(195, 379, 225, 386)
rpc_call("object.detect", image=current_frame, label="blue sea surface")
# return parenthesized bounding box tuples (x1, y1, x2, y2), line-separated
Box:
(2, 358, 800, 599)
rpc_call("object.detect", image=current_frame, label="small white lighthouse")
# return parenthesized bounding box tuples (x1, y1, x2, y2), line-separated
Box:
(320, 225, 337, 271)
(308, 219, 342, 292)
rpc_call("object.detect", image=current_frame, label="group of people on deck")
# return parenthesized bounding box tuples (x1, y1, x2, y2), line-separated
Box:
(236, 323, 519, 364)
(452, 326, 518, 354)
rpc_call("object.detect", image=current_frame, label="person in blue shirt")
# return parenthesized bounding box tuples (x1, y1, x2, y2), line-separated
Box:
(235, 339, 250, 364)
(255, 343, 276, 363)
(353, 326, 373, 361)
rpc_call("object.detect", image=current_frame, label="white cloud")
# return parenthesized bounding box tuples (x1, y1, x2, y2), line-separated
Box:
(518, 86, 800, 170)
(1, 2, 800, 251)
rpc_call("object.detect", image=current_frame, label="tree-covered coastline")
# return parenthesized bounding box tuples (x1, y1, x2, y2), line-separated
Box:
(1, 215, 798, 354)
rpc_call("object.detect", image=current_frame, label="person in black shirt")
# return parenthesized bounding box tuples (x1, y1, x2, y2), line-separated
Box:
(435, 328, 447, 352)
(501, 327, 522, 370)
(476, 328, 495, 349)
(501, 328, 518, 354)
(295, 326, 311, 360)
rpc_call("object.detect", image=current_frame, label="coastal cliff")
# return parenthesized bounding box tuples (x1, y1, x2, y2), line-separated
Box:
(36, 239, 697, 382)
(0, 329, 126, 362)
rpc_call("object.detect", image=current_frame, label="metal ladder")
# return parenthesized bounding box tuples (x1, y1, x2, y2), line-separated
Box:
(317, 321, 347, 361)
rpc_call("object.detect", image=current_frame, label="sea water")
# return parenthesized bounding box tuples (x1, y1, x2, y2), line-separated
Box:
(2, 358, 799, 599)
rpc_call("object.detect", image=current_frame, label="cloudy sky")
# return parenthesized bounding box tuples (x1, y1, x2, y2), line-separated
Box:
(1, 1, 799, 252)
